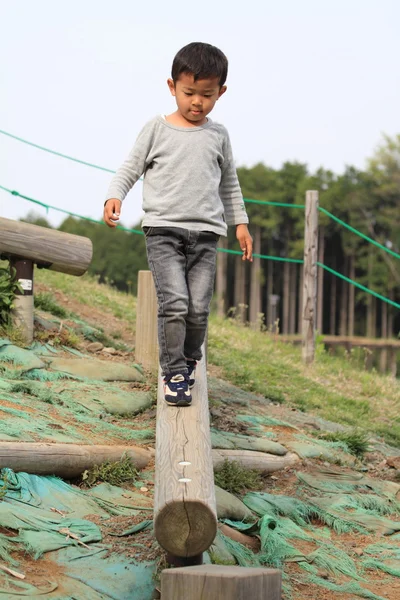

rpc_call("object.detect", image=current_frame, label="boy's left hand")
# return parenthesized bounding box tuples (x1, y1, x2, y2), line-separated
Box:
(236, 224, 253, 261)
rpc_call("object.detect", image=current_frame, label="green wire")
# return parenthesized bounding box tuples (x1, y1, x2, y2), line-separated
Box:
(0, 183, 397, 308)
(317, 262, 400, 309)
(319, 206, 400, 261)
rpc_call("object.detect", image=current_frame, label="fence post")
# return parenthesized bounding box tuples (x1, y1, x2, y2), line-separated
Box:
(302, 191, 319, 364)
(135, 270, 158, 371)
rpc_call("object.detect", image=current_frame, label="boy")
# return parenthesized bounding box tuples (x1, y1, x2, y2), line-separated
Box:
(104, 42, 252, 407)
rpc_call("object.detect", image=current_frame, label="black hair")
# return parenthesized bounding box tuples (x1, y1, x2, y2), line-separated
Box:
(171, 42, 228, 87)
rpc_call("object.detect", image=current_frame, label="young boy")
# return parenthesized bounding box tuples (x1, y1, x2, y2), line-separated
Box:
(104, 42, 252, 406)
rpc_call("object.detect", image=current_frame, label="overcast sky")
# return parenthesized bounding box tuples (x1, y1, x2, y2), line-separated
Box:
(1, 0, 399, 229)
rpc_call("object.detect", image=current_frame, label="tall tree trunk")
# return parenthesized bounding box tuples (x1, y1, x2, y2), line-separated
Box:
(330, 267, 337, 335)
(388, 289, 394, 338)
(282, 261, 290, 334)
(348, 254, 355, 337)
(379, 299, 388, 372)
(249, 226, 262, 327)
(317, 227, 325, 333)
(366, 248, 374, 337)
(234, 257, 247, 323)
(339, 257, 348, 336)
(289, 263, 297, 334)
(371, 296, 377, 338)
(266, 259, 274, 328)
(298, 265, 303, 334)
(216, 237, 227, 318)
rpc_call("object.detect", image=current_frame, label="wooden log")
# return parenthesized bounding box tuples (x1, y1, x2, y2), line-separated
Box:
(0, 217, 92, 276)
(0, 442, 154, 478)
(302, 191, 319, 364)
(161, 565, 282, 600)
(135, 270, 159, 371)
(218, 524, 260, 552)
(154, 355, 217, 558)
(212, 449, 300, 473)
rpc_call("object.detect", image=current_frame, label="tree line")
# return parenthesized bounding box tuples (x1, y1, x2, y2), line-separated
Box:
(24, 134, 400, 340)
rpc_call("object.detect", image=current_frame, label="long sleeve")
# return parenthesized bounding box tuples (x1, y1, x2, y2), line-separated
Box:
(105, 119, 156, 203)
(219, 132, 249, 226)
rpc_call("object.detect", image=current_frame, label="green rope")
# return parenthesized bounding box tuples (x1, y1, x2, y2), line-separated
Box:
(218, 247, 303, 263)
(317, 262, 400, 309)
(319, 207, 400, 261)
(1, 183, 398, 308)
(0, 184, 143, 235)
(243, 198, 305, 209)
(0, 128, 116, 174)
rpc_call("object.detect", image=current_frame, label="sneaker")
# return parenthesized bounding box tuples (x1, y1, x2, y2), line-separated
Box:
(186, 360, 197, 389)
(164, 373, 192, 406)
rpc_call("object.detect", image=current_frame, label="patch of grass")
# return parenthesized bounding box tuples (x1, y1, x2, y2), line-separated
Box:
(0, 325, 27, 347)
(34, 326, 81, 348)
(318, 429, 370, 458)
(214, 459, 263, 494)
(208, 316, 400, 448)
(34, 292, 68, 318)
(81, 454, 138, 487)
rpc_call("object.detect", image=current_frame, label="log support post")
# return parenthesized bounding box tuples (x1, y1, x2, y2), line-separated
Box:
(135, 270, 158, 372)
(10, 258, 34, 344)
(161, 565, 282, 600)
(302, 190, 319, 364)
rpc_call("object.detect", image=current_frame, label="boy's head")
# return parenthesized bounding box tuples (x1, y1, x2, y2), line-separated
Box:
(168, 42, 228, 125)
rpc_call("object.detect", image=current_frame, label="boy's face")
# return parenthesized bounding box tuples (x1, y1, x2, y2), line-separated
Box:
(167, 73, 226, 125)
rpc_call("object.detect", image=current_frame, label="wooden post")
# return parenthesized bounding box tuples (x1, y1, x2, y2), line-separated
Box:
(154, 353, 217, 560)
(10, 258, 34, 344)
(302, 191, 319, 364)
(135, 270, 158, 371)
(161, 565, 282, 600)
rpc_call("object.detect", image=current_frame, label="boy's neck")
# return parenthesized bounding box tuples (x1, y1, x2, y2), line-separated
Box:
(166, 110, 208, 128)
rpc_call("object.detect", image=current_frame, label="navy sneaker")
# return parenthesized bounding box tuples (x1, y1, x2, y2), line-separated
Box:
(186, 360, 197, 389)
(163, 373, 192, 406)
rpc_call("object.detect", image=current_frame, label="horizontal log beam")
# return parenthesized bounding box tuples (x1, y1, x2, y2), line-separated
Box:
(0, 217, 92, 276)
(0, 442, 154, 478)
(154, 355, 217, 558)
(212, 449, 300, 473)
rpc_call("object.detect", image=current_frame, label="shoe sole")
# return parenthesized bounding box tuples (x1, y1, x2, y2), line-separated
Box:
(165, 398, 192, 407)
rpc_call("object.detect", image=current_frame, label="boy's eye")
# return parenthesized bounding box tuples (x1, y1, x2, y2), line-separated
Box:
(184, 92, 193, 96)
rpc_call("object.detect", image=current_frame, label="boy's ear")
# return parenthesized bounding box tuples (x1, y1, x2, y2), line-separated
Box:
(167, 78, 176, 96)
(218, 85, 227, 99)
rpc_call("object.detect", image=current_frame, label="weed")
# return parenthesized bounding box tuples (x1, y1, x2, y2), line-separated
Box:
(318, 429, 370, 458)
(34, 292, 68, 318)
(0, 324, 27, 347)
(81, 454, 138, 487)
(214, 459, 263, 494)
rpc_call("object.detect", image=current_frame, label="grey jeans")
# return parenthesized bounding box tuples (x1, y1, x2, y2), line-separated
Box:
(144, 227, 218, 376)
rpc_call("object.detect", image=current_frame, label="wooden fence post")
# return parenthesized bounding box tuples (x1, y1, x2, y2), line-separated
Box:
(161, 565, 282, 600)
(135, 270, 158, 371)
(302, 191, 319, 364)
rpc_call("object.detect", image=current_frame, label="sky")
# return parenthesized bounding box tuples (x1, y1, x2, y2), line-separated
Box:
(1, 0, 399, 229)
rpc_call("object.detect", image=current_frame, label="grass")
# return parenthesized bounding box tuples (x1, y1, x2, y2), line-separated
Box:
(208, 315, 400, 448)
(214, 459, 263, 494)
(317, 429, 371, 458)
(81, 454, 138, 487)
(19, 268, 400, 449)
(34, 291, 69, 318)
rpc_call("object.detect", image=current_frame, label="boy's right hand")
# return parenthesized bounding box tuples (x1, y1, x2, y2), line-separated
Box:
(104, 199, 122, 228)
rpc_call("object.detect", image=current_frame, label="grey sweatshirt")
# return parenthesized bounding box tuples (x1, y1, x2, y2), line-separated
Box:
(105, 116, 248, 236)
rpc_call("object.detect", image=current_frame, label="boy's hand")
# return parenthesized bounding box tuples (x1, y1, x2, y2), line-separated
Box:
(236, 224, 253, 261)
(104, 199, 122, 228)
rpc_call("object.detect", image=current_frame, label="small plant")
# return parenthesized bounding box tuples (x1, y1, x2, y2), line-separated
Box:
(81, 454, 138, 487)
(34, 292, 68, 318)
(318, 429, 370, 458)
(214, 459, 263, 494)
(0, 266, 22, 327)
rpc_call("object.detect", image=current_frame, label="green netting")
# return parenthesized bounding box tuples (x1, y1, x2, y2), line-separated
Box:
(0, 469, 156, 599)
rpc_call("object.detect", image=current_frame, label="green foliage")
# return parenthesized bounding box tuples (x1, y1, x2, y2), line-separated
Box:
(318, 429, 370, 458)
(34, 292, 68, 318)
(214, 459, 263, 494)
(81, 454, 138, 487)
(0, 266, 22, 326)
